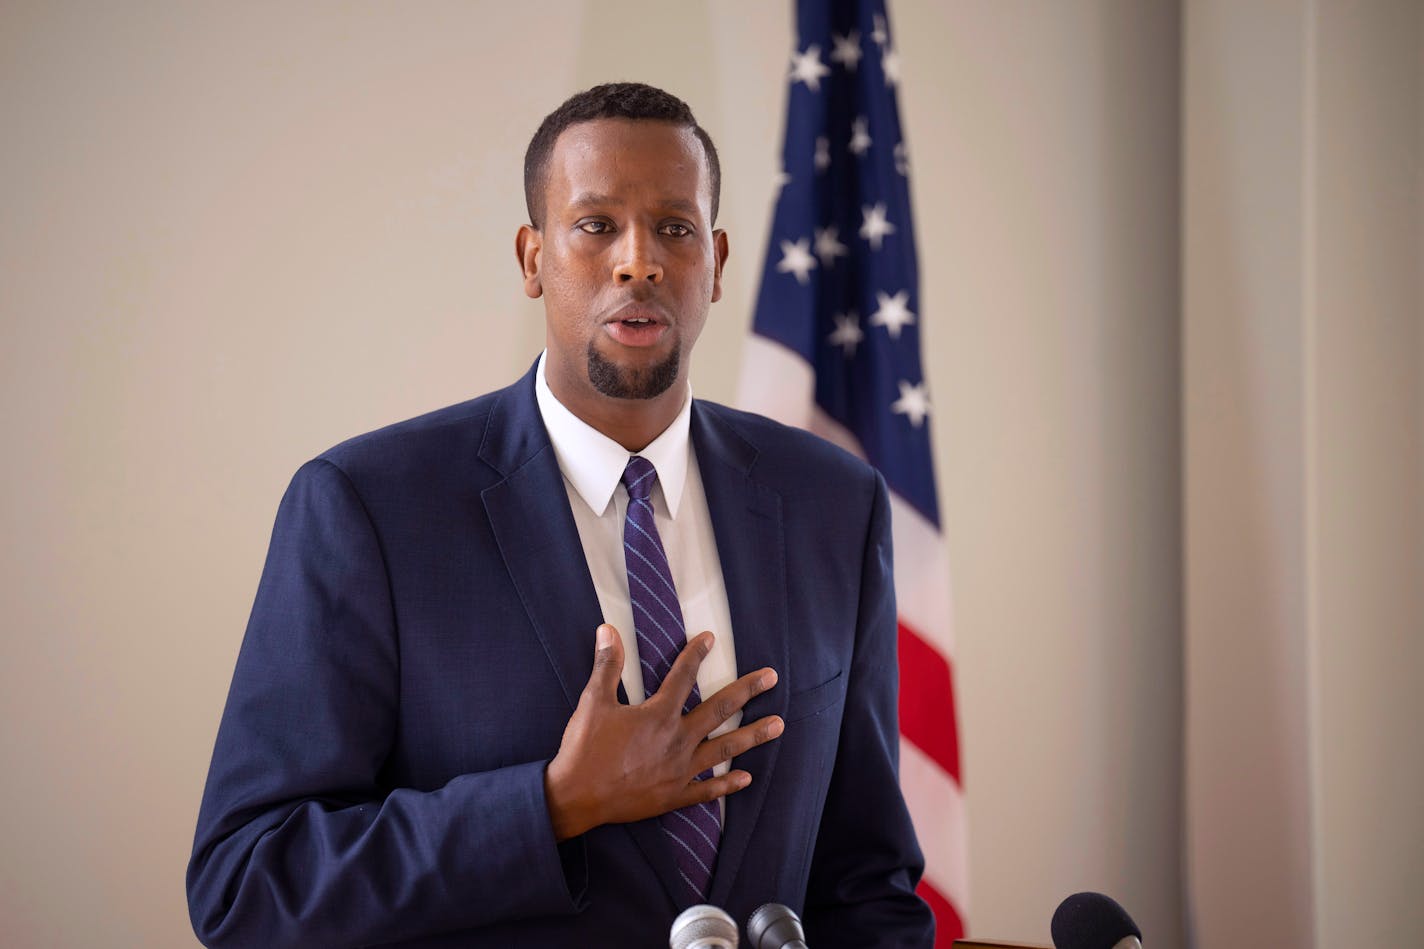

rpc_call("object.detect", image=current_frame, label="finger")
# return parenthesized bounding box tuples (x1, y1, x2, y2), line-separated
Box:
(673, 770, 753, 809)
(584, 623, 624, 701)
(649, 630, 714, 709)
(683, 666, 778, 737)
(690, 715, 785, 775)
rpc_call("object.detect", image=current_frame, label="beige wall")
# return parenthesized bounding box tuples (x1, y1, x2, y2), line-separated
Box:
(1184, 1, 1424, 946)
(1310, 1, 1423, 945)
(1183, 2, 1316, 944)
(15, 2, 1416, 948)
(922, 3, 1184, 945)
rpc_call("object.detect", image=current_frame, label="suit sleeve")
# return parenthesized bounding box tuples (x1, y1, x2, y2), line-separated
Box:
(802, 471, 936, 948)
(187, 459, 586, 948)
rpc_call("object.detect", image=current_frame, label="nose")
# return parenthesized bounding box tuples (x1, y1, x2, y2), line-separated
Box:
(612, 227, 663, 285)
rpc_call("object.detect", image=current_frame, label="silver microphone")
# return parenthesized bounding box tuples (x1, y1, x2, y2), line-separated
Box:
(670, 904, 739, 949)
(747, 903, 808, 949)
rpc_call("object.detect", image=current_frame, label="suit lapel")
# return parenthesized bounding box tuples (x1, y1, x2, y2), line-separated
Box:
(692, 403, 791, 907)
(479, 365, 684, 911)
(479, 370, 603, 714)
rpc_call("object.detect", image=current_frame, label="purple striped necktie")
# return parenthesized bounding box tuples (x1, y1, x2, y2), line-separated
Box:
(620, 455, 721, 904)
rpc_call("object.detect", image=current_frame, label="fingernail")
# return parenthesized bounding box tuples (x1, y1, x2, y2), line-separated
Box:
(735, 773, 751, 789)
(768, 717, 784, 738)
(597, 624, 613, 648)
(762, 669, 778, 689)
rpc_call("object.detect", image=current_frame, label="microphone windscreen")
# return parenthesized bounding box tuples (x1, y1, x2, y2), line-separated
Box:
(1050, 892, 1141, 949)
(747, 903, 807, 949)
(670, 904, 739, 949)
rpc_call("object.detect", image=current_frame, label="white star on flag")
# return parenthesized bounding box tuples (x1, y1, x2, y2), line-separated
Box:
(773, 168, 791, 195)
(776, 237, 817, 284)
(871, 13, 888, 46)
(790, 45, 831, 92)
(859, 202, 896, 250)
(882, 47, 902, 86)
(814, 226, 849, 267)
(827, 312, 864, 357)
(869, 289, 915, 337)
(849, 116, 872, 156)
(830, 30, 863, 70)
(891, 379, 931, 427)
(815, 136, 831, 171)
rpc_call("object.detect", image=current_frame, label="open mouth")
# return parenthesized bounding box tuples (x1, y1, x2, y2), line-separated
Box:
(605, 310, 668, 347)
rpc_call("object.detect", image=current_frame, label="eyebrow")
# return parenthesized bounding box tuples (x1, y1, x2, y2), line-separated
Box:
(566, 192, 702, 218)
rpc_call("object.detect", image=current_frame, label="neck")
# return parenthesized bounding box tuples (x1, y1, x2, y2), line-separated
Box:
(585, 399, 681, 452)
(540, 347, 691, 451)
(550, 383, 686, 453)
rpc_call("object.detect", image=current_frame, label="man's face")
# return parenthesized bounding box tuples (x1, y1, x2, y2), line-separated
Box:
(516, 118, 728, 422)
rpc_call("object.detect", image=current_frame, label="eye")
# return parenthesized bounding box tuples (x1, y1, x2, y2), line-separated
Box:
(660, 222, 693, 238)
(577, 219, 613, 235)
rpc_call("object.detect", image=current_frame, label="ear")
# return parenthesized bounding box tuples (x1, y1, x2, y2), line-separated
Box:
(710, 228, 729, 303)
(515, 224, 543, 299)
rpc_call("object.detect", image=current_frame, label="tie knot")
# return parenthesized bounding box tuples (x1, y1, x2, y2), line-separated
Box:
(622, 455, 657, 502)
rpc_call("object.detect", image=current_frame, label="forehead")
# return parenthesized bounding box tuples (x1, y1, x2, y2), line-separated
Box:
(544, 118, 711, 216)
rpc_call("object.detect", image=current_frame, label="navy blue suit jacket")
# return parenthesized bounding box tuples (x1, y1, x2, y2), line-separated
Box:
(188, 364, 932, 948)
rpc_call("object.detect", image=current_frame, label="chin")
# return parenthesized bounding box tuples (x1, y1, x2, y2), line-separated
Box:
(586, 343, 681, 400)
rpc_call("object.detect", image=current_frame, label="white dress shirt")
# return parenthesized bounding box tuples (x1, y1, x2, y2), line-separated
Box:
(534, 353, 741, 778)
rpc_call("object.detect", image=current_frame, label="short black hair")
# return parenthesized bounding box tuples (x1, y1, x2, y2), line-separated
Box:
(523, 82, 721, 229)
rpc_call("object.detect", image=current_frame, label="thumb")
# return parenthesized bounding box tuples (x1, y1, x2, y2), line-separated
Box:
(586, 623, 624, 698)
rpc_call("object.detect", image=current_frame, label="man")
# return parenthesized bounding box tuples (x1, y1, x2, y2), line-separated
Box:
(188, 82, 933, 948)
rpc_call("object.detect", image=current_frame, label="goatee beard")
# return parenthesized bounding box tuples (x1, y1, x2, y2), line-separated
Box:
(586, 343, 681, 400)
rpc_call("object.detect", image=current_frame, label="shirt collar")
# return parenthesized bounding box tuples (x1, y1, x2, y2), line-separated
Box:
(534, 351, 692, 519)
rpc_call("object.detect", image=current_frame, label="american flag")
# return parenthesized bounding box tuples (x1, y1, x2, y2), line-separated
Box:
(738, 0, 967, 943)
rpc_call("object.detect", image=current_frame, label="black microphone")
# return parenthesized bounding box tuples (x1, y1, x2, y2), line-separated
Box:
(746, 903, 808, 949)
(1050, 892, 1142, 949)
(670, 904, 739, 949)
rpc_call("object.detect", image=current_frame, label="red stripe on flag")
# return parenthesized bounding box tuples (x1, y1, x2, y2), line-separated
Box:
(897, 620, 962, 784)
(918, 878, 966, 946)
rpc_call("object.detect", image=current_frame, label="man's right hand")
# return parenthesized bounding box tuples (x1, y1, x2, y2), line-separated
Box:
(543, 623, 783, 842)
